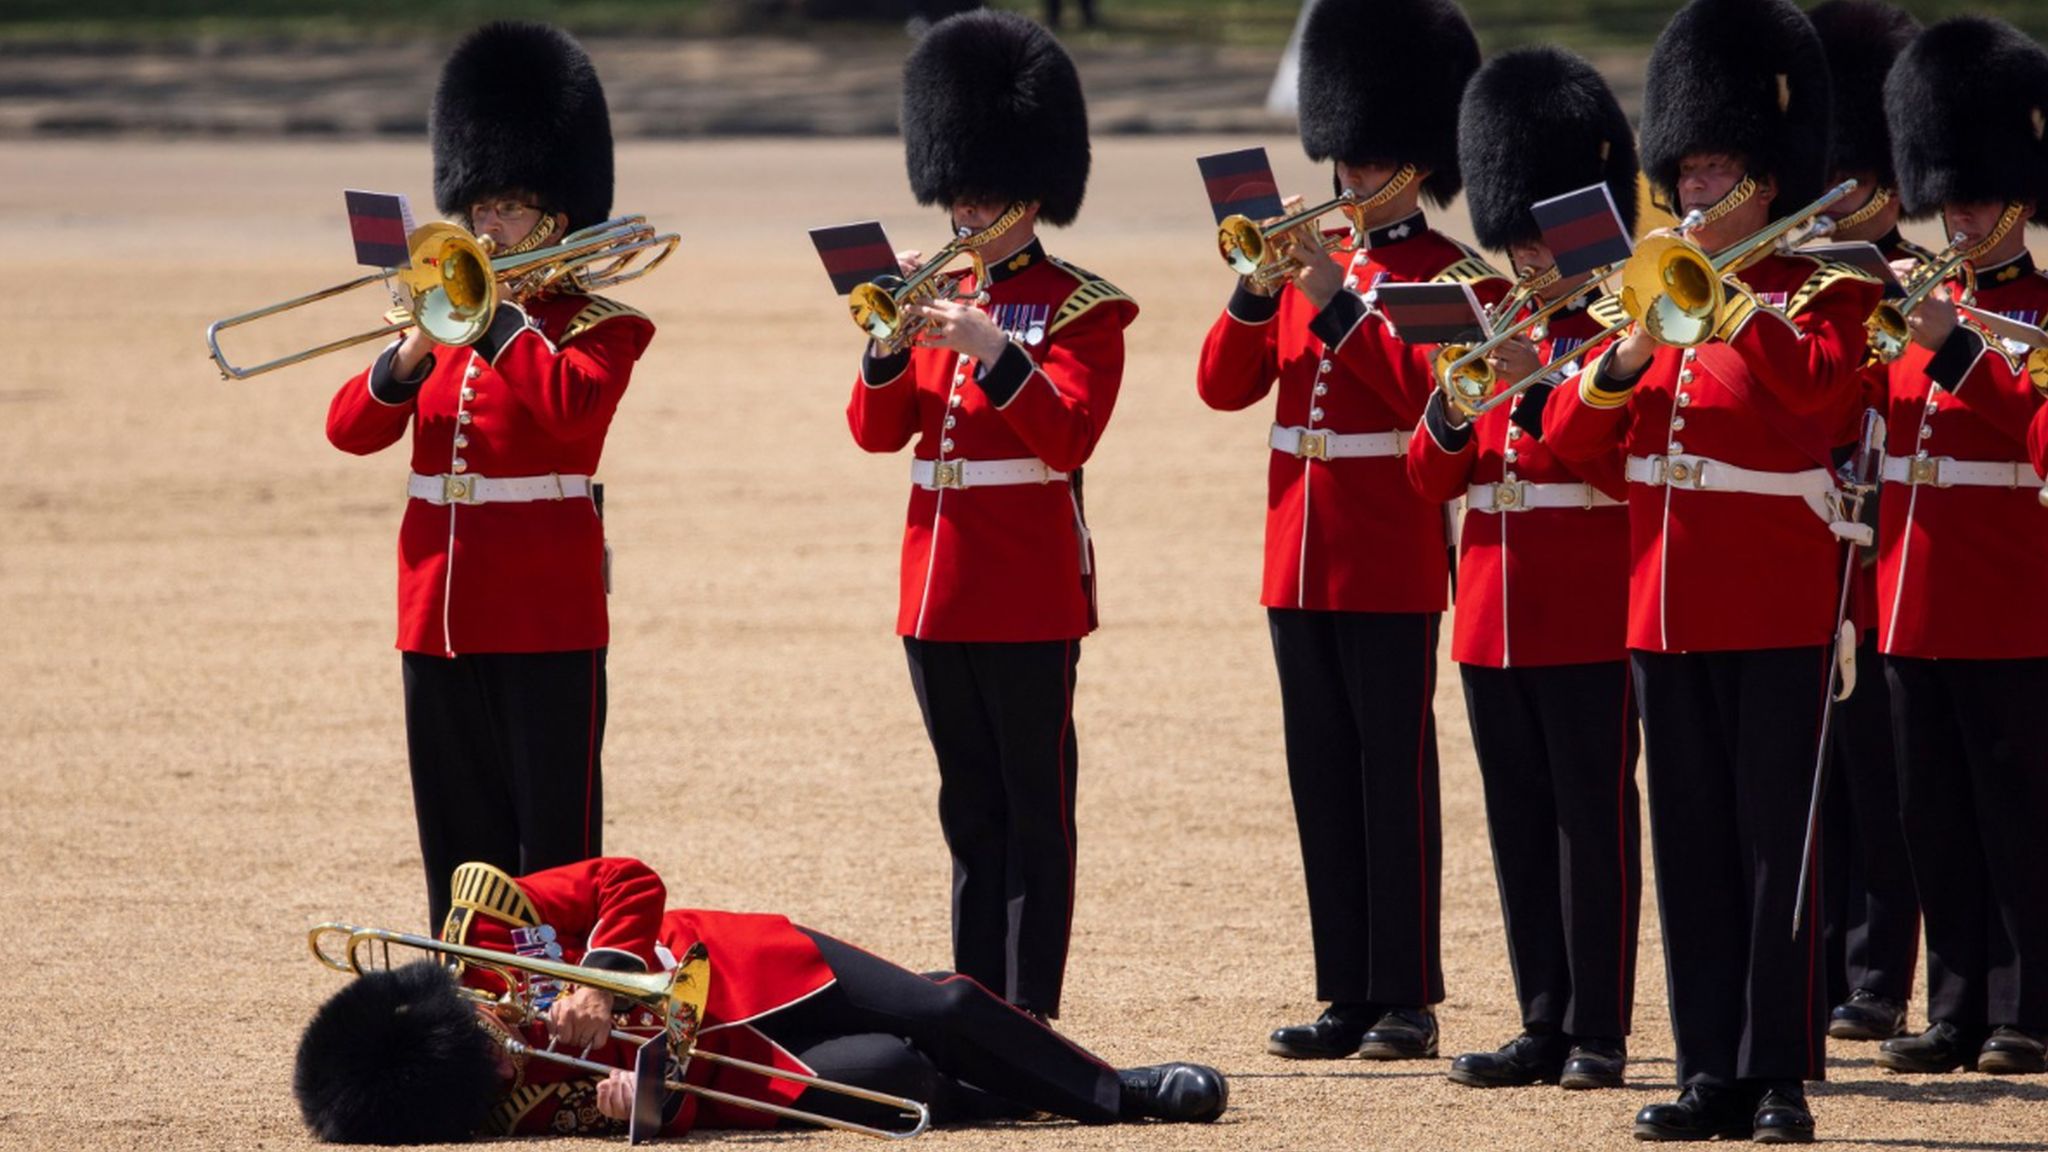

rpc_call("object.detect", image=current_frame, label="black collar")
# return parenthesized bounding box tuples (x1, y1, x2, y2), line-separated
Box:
(1977, 249, 2037, 285)
(982, 239, 1046, 286)
(1361, 211, 1427, 251)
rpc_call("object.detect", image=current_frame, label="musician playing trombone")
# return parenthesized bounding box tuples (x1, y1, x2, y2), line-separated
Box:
(1539, 0, 1887, 1140)
(294, 857, 1226, 1141)
(1197, 0, 1505, 1064)
(1869, 16, 2048, 1079)
(1404, 46, 1642, 1094)
(323, 24, 656, 931)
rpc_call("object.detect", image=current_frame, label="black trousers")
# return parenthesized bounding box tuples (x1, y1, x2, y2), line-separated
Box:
(1461, 660, 1642, 1039)
(1820, 634, 1919, 1005)
(1268, 608, 1442, 1007)
(1633, 647, 1829, 1088)
(1886, 655, 2048, 1035)
(757, 930, 1122, 1127)
(400, 649, 606, 931)
(902, 638, 1081, 1018)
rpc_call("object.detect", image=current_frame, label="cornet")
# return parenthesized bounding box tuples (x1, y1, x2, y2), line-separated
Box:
(847, 202, 1026, 355)
(1217, 163, 1421, 291)
(207, 215, 678, 380)
(1865, 234, 1976, 366)
(308, 922, 931, 1142)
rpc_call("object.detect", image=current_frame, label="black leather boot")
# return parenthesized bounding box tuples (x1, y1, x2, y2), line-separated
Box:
(1266, 1002, 1377, 1059)
(1559, 1036, 1627, 1090)
(1978, 1026, 2047, 1075)
(1447, 1032, 1567, 1087)
(1117, 1063, 1228, 1122)
(1828, 989, 1907, 1041)
(1632, 1084, 1754, 1141)
(1751, 1084, 1814, 1144)
(1358, 1007, 1438, 1060)
(1877, 1021, 1981, 1074)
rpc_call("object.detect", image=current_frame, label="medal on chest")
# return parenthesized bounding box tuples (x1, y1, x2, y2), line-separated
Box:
(989, 302, 1052, 347)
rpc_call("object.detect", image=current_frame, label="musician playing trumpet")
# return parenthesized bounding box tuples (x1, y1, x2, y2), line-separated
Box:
(1405, 45, 1641, 1094)
(1869, 15, 2048, 1080)
(323, 23, 656, 932)
(294, 857, 1226, 1142)
(1540, 0, 1885, 1139)
(844, 10, 1135, 1023)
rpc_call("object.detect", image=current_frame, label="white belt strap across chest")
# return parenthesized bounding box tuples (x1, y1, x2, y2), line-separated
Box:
(407, 471, 592, 506)
(1880, 455, 2032, 489)
(1269, 423, 1406, 460)
(911, 457, 1067, 490)
(1466, 480, 1623, 513)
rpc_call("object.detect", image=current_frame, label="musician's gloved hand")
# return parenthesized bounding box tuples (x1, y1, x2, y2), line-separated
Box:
(546, 984, 616, 1052)
(596, 1069, 637, 1122)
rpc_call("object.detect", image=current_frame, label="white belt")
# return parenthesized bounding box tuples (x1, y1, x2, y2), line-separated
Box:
(1269, 423, 1406, 460)
(407, 471, 591, 506)
(1466, 480, 1623, 513)
(1880, 456, 2032, 489)
(1625, 454, 1835, 498)
(910, 457, 1067, 490)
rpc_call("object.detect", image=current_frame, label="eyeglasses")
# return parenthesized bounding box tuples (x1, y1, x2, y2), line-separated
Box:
(469, 199, 539, 223)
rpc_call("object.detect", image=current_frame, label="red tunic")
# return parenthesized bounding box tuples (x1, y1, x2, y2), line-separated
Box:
(1544, 253, 1883, 652)
(1842, 233, 1936, 636)
(847, 243, 1136, 642)
(1875, 251, 2048, 660)
(1197, 214, 1508, 612)
(441, 857, 837, 1138)
(327, 293, 654, 656)
(2032, 400, 2048, 480)
(1406, 303, 1630, 667)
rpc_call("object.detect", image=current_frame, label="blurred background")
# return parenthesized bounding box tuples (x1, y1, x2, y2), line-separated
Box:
(4, 0, 2043, 140)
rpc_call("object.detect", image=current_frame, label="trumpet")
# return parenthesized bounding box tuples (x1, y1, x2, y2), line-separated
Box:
(207, 214, 678, 380)
(1619, 179, 1857, 348)
(309, 922, 931, 1141)
(1865, 234, 1977, 366)
(1433, 261, 1626, 419)
(1466, 182, 1862, 407)
(1217, 191, 1360, 291)
(848, 202, 1026, 355)
(1218, 163, 1422, 291)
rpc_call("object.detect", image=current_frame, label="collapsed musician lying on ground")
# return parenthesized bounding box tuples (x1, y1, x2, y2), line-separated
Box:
(293, 857, 1226, 1142)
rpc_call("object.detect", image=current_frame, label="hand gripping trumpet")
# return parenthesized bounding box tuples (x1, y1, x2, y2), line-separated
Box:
(848, 202, 1026, 355)
(1865, 233, 1978, 366)
(308, 922, 932, 1142)
(206, 215, 678, 380)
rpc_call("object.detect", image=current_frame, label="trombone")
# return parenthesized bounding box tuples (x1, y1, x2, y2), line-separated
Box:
(207, 215, 678, 380)
(1217, 191, 1360, 292)
(1433, 261, 1626, 419)
(308, 922, 931, 1142)
(1466, 181, 1859, 408)
(848, 202, 1026, 355)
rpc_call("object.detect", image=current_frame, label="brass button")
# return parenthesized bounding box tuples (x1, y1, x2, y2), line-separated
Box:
(1671, 417, 1686, 432)
(457, 411, 472, 425)
(452, 458, 468, 474)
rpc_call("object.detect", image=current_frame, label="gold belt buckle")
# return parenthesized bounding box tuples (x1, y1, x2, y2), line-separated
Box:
(1493, 480, 1526, 511)
(442, 474, 478, 504)
(1295, 430, 1329, 460)
(932, 460, 966, 489)
(1907, 455, 1943, 487)
(1664, 455, 1707, 488)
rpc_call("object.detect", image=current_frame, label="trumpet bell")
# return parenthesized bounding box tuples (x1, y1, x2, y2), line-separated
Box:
(1621, 234, 1723, 348)
(849, 278, 905, 343)
(1434, 343, 1495, 416)
(1217, 215, 1267, 278)
(1865, 303, 1910, 366)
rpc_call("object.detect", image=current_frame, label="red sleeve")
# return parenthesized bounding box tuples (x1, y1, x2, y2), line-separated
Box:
(1195, 287, 1281, 412)
(1405, 397, 1477, 502)
(2032, 402, 2048, 480)
(984, 299, 1132, 472)
(1311, 293, 1440, 424)
(1721, 274, 1882, 420)
(488, 309, 654, 442)
(846, 347, 921, 454)
(1922, 325, 2039, 445)
(1542, 335, 1635, 464)
(518, 857, 669, 971)
(326, 346, 415, 456)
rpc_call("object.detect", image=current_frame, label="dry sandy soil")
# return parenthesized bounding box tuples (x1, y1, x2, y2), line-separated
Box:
(1, 138, 2041, 1151)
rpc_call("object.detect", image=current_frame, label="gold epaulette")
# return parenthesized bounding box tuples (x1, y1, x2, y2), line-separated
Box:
(562, 295, 649, 342)
(1046, 256, 1134, 336)
(1785, 258, 1881, 318)
(443, 861, 541, 944)
(1431, 255, 1508, 287)
(1587, 292, 1630, 331)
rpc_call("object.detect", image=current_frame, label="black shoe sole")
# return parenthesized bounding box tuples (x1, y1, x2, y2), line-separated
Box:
(1265, 1038, 1360, 1060)
(1447, 1065, 1559, 1088)
(1754, 1126, 1815, 1145)
(1874, 1051, 1972, 1074)
(1977, 1052, 2046, 1075)
(1559, 1067, 1625, 1090)
(1358, 1039, 1438, 1060)
(1828, 1018, 1905, 1041)
(1631, 1121, 1717, 1142)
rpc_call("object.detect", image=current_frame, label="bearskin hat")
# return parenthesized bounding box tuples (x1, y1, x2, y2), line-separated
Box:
(1885, 16, 2048, 218)
(294, 962, 500, 1145)
(432, 22, 615, 231)
(1458, 47, 1639, 252)
(901, 10, 1091, 227)
(1808, 1, 1920, 190)
(1639, 0, 1833, 221)
(1296, 0, 1480, 208)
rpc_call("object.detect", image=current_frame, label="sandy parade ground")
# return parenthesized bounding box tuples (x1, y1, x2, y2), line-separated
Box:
(1, 136, 2043, 1151)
